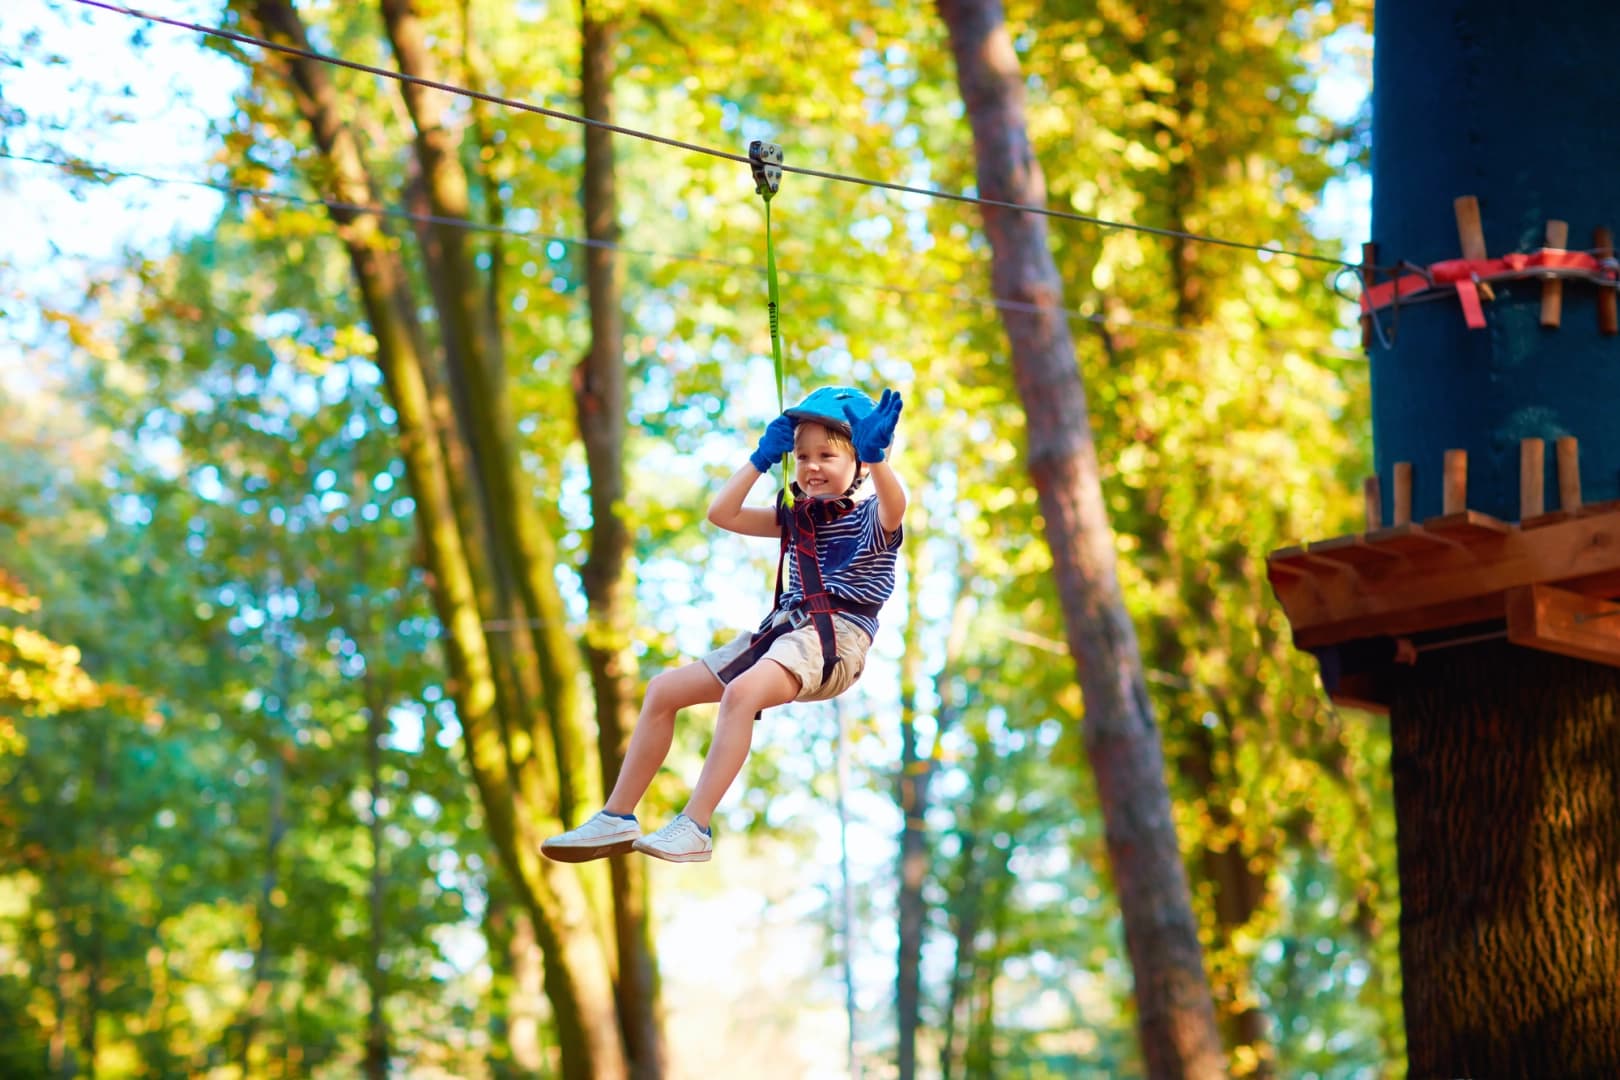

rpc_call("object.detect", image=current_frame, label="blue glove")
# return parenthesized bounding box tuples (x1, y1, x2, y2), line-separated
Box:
(845, 388, 903, 463)
(749, 413, 796, 473)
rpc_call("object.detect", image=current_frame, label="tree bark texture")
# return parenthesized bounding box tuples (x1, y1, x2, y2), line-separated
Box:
(1147, 65, 1275, 1065)
(898, 542, 970, 1080)
(579, 10, 664, 1077)
(361, 643, 391, 1080)
(895, 538, 927, 1080)
(377, 0, 590, 822)
(1390, 641, 1620, 1078)
(935, 1, 1226, 1076)
(243, 3, 628, 1077)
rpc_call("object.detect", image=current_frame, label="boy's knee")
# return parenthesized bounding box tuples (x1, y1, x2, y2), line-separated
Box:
(643, 670, 684, 713)
(719, 663, 798, 715)
(717, 679, 758, 716)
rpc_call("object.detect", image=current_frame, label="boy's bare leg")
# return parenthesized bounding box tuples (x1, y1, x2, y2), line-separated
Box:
(604, 661, 724, 816)
(682, 660, 800, 828)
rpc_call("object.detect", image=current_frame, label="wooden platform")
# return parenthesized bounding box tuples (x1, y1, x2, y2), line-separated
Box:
(1268, 501, 1620, 710)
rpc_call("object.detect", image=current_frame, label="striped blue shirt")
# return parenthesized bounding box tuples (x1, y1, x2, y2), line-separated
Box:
(778, 495, 903, 641)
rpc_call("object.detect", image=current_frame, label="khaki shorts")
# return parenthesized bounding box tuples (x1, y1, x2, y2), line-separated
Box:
(702, 611, 872, 702)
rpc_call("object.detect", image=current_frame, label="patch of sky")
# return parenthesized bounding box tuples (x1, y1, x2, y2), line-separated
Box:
(112, 491, 152, 526)
(507, 206, 538, 234)
(432, 701, 461, 749)
(0, 2, 240, 305)
(193, 463, 224, 501)
(1307, 24, 1372, 265)
(739, 114, 775, 147)
(849, 215, 893, 249)
(232, 606, 266, 633)
(383, 702, 425, 753)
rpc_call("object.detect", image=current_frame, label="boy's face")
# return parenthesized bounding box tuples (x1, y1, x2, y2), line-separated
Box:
(793, 421, 859, 498)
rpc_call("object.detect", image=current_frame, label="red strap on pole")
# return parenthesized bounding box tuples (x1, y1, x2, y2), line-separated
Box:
(1360, 247, 1616, 327)
(1454, 280, 1487, 329)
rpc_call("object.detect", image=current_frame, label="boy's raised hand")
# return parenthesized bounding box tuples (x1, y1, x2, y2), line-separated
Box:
(748, 413, 796, 473)
(845, 388, 903, 463)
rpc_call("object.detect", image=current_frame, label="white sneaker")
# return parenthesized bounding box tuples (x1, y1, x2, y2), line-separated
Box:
(632, 814, 713, 863)
(541, 811, 641, 863)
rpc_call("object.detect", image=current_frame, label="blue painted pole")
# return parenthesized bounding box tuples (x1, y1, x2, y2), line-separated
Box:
(1372, 5, 1620, 1074)
(1371, 1, 1620, 522)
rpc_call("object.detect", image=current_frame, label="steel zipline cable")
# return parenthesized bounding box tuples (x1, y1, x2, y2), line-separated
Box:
(71, 0, 1363, 272)
(1, 150, 1367, 362)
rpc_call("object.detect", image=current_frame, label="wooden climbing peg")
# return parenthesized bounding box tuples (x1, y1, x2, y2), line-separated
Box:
(1393, 461, 1413, 526)
(1452, 196, 1492, 326)
(1454, 196, 1488, 260)
(1596, 227, 1618, 336)
(1363, 475, 1382, 531)
(1540, 220, 1568, 328)
(1443, 449, 1468, 515)
(1360, 242, 1379, 349)
(1557, 436, 1582, 511)
(1520, 438, 1545, 519)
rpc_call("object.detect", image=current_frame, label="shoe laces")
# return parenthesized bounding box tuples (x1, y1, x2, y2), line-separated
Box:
(662, 815, 701, 840)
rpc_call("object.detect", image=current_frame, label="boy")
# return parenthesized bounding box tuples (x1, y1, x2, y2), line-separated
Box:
(541, 386, 905, 863)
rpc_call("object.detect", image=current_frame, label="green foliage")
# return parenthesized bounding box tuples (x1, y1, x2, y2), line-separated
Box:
(1, 207, 488, 1071)
(2, 0, 1400, 1074)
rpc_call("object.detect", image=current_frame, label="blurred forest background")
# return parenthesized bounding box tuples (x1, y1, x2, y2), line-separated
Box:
(1, 0, 1391, 1077)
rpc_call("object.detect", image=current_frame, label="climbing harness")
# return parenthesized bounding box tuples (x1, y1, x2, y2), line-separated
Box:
(723, 384, 880, 691)
(716, 488, 881, 688)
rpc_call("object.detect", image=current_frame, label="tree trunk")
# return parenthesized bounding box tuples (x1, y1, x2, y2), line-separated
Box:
(834, 696, 861, 1080)
(1390, 642, 1620, 1077)
(508, 903, 547, 1073)
(578, 10, 664, 1077)
(243, 4, 627, 1076)
(935, 1, 1225, 1076)
(895, 529, 926, 1080)
(1135, 9, 1274, 1068)
(939, 732, 997, 1080)
(964, 840, 1011, 1080)
(898, 535, 971, 1080)
(363, 660, 390, 1080)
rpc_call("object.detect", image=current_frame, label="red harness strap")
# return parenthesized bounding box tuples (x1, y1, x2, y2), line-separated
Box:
(716, 492, 879, 688)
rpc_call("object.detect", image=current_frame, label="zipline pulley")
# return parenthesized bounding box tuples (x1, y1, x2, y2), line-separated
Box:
(749, 140, 783, 199)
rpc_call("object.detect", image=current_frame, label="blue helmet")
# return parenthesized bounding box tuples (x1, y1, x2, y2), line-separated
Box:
(782, 386, 876, 438)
